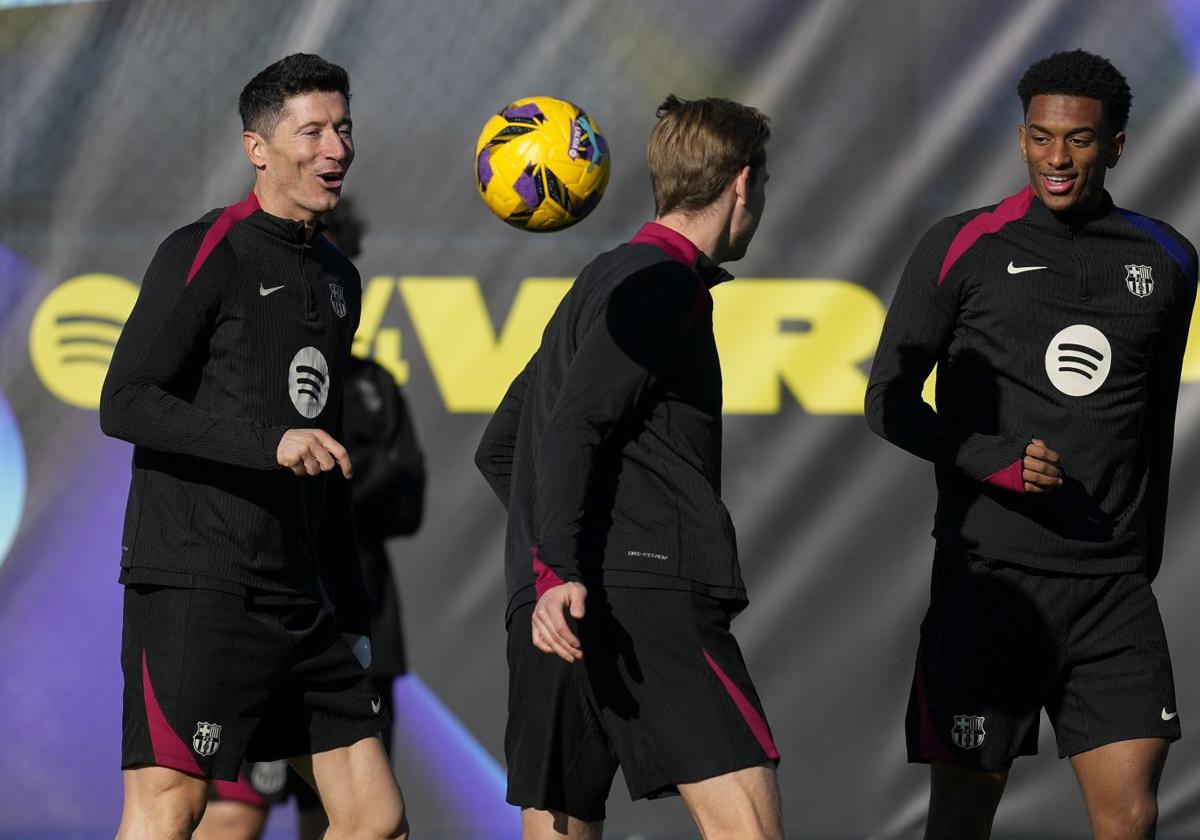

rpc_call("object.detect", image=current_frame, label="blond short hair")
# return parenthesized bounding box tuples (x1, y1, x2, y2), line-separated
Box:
(647, 94, 771, 216)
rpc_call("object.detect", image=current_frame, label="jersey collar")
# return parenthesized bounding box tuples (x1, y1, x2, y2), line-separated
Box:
(630, 222, 734, 288)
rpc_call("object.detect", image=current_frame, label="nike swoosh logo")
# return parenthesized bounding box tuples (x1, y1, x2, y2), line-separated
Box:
(1162, 708, 1178, 721)
(1007, 262, 1048, 274)
(259, 284, 285, 296)
(371, 698, 381, 714)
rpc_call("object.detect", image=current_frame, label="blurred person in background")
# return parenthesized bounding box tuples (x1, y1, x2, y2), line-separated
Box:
(866, 49, 1196, 840)
(101, 54, 409, 839)
(478, 94, 781, 839)
(198, 197, 425, 840)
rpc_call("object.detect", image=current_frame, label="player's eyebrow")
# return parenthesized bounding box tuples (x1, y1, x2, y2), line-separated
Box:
(1027, 122, 1098, 136)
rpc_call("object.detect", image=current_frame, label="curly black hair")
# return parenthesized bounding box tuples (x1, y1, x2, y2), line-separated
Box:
(239, 53, 351, 137)
(1017, 49, 1131, 133)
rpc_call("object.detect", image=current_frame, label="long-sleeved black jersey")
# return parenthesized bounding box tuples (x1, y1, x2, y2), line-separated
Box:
(866, 187, 1197, 578)
(100, 191, 369, 632)
(477, 223, 747, 622)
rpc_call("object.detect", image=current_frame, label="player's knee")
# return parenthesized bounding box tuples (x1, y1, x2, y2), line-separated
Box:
(118, 798, 205, 840)
(692, 789, 782, 840)
(1092, 796, 1158, 840)
(326, 799, 408, 840)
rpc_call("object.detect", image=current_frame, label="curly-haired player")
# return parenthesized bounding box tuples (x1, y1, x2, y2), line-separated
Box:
(867, 49, 1195, 840)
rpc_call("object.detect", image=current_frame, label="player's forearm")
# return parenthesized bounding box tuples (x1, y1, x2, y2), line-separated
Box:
(100, 377, 285, 469)
(865, 381, 1028, 486)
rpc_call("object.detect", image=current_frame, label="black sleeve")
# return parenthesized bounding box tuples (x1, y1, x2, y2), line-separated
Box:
(865, 219, 1030, 485)
(533, 265, 702, 584)
(318, 468, 371, 635)
(347, 365, 426, 539)
(1142, 233, 1197, 581)
(475, 361, 530, 508)
(99, 229, 288, 467)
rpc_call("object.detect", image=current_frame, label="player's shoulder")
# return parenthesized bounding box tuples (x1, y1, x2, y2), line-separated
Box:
(913, 188, 1036, 282)
(1112, 205, 1198, 282)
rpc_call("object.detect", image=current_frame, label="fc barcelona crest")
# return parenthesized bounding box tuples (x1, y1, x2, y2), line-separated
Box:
(192, 721, 222, 757)
(329, 283, 347, 318)
(951, 715, 986, 750)
(1125, 264, 1154, 298)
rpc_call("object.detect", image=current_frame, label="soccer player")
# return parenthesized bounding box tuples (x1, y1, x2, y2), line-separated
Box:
(100, 54, 408, 840)
(477, 94, 781, 839)
(866, 49, 1195, 840)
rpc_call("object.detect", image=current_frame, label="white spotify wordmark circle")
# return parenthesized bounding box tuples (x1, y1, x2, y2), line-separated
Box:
(1045, 325, 1111, 397)
(289, 346, 330, 418)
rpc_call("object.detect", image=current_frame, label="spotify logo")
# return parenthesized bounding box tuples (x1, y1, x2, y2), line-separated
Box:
(30, 274, 139, 409)
(289, 346, 330, 419)
(1045, 324, 1111, 397)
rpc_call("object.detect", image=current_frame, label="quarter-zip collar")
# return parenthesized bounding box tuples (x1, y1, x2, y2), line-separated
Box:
(241, 190, 327, 245)
(630, 221, 735, 289)
(1025, 189, 1115, 236)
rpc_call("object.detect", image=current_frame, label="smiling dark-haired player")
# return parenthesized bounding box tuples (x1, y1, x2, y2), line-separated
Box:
(867, 49, 1196, 839)
(101, 54, 407, 839)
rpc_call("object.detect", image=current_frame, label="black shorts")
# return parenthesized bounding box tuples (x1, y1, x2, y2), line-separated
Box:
(121, 584, 387, 781)
(908, 551, 1180, 772)
(506, 587, 779, 822)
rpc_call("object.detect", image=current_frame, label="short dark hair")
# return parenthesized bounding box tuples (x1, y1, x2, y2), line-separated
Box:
(239, 53, 351, 137)
(1017, 49, 1131, 133)
(647, 94, 771, 216)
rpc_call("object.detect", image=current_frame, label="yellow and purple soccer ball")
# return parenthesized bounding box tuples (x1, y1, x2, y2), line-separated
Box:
(474, 96, 610, 232)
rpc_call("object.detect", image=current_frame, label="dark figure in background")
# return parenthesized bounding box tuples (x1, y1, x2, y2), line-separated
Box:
(866, 50, 1196, 840)
(198, 198, 425, 840)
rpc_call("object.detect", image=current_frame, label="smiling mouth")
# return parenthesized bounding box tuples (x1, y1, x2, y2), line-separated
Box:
(1041, 173, 1077, 195)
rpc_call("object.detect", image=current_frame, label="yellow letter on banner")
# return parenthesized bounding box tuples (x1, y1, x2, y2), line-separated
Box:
(400, 277, 571, 412)
(1181, 295, 1200, 383)
(713, 280, 886, 414)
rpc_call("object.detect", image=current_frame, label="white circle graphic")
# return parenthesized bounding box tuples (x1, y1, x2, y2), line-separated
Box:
(289, 346, 330, 418)
(1045, 325, 1111, 397)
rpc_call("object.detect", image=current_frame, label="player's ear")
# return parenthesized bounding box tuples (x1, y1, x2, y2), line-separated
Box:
(732, 164, 752, 204)
(1107, 130, 1125, 169)
(242, 131, 268, 171)
(1018, 123, 1028, 163)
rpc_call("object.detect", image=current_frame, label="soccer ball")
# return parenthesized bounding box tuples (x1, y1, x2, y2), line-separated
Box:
(474, 96, 610, 232)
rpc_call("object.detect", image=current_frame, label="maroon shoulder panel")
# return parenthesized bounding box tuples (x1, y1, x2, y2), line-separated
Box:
(184, 190, 261, 285)
(937, 186, 1032, 286)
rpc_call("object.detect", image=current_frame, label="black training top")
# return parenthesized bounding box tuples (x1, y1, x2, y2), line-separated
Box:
(100, 191, 369, 633)
(477, 222, 747, 622)
(866, 187, 1197, 579)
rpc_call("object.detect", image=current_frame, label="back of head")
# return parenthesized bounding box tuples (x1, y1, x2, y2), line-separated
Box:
(1017, 49, 1131, 133)
(647, 94, 771, 217)
(239, 53, 352, 138)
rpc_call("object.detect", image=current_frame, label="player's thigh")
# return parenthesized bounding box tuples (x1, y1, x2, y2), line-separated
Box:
(677, 762, 782, 840)
(926, 761, 1008, 840)
(119, 764, 210, 837)
(908, 552, 1061, 772)
(1049, 572, 1179, 758)
(1071, 738, 1169, 838)
(121, 585, 286, 783)
(505, 604, 619, 823)
(521, 808, 604, 840)
(590, 589, 779, 803)
(248, 602, 387, 765)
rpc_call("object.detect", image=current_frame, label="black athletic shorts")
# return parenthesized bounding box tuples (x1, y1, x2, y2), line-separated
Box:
(506, 587, 779, 822)
(121, 584, 387, 781)
(908, 550, 1180, 772)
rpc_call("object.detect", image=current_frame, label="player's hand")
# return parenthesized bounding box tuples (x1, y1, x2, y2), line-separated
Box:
(531, 581, 587, 663)
(277, 429, 352, 478)
(1023, 438, 1063, 493)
